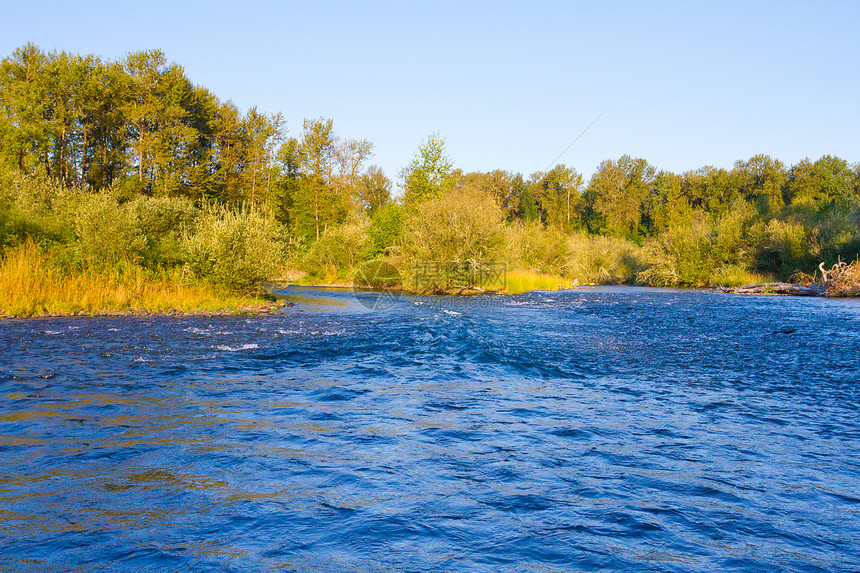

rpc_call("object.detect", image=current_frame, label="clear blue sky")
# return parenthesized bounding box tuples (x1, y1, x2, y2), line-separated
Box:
(2, 0, 858, 183)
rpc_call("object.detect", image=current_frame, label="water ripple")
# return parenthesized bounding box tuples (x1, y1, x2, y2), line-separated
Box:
(1, 287, 859, 571)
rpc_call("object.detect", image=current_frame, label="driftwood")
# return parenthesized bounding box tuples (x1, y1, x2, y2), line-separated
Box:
(719, 282, 826, 297)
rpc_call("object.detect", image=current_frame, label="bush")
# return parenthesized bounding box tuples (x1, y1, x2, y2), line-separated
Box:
(74, 191, 146, 265)
(0, 168, 77, 246)
(639, 205, 758, 286)
(404, 186, 505, 264)
(300, 213, 371, 279)
(564, 232, 647, 284)
(403, 186, 506, 291)
(183, 206, 284, 291)
(366, 203, 403, 258)
(124, 195, 197, 266)
(752, 218, 814, 277)
(503, 221, 568, 274)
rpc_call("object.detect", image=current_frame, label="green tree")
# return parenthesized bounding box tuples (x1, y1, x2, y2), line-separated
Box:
(357, 165, 391, 216)
(295, 117, 342, 240)
(786, 155, 856, 207)
(242, 107, 285, 205)
(529, 165, 584, 231)
(123, 49, 199, 197)
(584, 155, 655, 239)
(730, 154, 788, 213)
(404, 185, 505, 289)
(0, 44, 51, 173)
(336, 137, 374, 211)
(401, 133, 455, 205)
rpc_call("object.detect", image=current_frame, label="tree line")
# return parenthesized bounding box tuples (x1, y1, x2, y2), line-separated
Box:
(2, 44, 859, 290)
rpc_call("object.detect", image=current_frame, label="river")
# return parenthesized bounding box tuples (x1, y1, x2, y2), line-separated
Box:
(1, 286, 859, 571)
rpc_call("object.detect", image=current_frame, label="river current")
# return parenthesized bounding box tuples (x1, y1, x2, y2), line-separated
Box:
(1, 287, 859, 571)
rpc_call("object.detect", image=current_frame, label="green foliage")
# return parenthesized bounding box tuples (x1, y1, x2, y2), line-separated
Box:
(74, 192, 146, 264)
(584, 155, 655, 239)
(402, 186, 505, 290)
(402, 133, 456, 205)
(564, 232, 648, 284)
(299, 213, 370, 279)
(183, 206, 284, 291)
(404, 185, 505, 265)
(2, 45, 859, 293)
(639, 203, 759, 286)
(529, 165, 584, 231)
(366, 202, 403, 258)
(0, 168, 77, 246)
(125, 194, 197, 266)
(503, 221, 569, 275)
(358, 165, 392, 216)
(354, 259, 402, 289)
(752, 219, 814, 277)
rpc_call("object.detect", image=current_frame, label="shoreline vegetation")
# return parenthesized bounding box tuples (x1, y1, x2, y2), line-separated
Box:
(1, 45, 859, 318)
(0, 241, 283, 319)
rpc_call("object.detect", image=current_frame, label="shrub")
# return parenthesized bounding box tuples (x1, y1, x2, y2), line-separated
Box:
(503, 221, 568, 274)
(0, 169, 77, 245)
(124, 195, 197, 266)
(183, 206, 284, 291)
(639, 205, 759, 286)
(74, 191, 146, 265)
(366, 203, 403, 258)
(300, 213, 371, 279)
(404, 186, 505, 264)
(752, 218, 814, 278)
(403, 186, 506, 290)
(564, 232, 647, 284)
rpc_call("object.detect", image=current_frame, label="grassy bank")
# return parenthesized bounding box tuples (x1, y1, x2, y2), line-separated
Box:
(0, 242, 281, 318)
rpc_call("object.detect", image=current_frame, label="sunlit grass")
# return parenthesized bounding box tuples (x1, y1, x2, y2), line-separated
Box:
(495, 269, 572, 294)
(0, 241, 278, 317)
(708, 265, 776, 287)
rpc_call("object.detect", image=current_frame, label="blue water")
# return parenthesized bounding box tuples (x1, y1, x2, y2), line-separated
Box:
(1, 287, 859, 572)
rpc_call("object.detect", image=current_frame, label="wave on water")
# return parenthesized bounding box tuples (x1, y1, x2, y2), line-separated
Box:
(215, 343, 260, 352)
(2, 287, 860, 571)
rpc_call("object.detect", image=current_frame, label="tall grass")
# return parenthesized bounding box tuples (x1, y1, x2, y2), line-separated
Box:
(0, 242, 274, 317)
(499, 270, 571, 294)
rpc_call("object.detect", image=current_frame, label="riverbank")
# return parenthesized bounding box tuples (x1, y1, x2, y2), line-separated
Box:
(0, 242, 285, 319)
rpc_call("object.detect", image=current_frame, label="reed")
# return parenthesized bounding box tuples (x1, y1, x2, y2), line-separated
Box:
(0, 241, 276, 317)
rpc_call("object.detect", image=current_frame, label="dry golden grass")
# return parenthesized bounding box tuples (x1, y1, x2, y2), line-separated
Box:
(0, 242, 277, 317)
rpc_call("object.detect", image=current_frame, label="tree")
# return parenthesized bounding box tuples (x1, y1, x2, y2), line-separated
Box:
(336, 138, 374, 210)
(123, 50, 167, 190)
(459, 170, 520, 219)
(297, 117, 342, 240)
(730, 154, 787, 213)
(528, 165, 584, 231)
(242, 107, 285, 205)
(0, 44, 51, 173)
(584, 155, 655, 238)
(786, 155, 856, 207)
(358, 165, 391, 216)
(79, 58, 129, 189)
(403, 185, 505, 285)
(401, 133, 455, 205)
